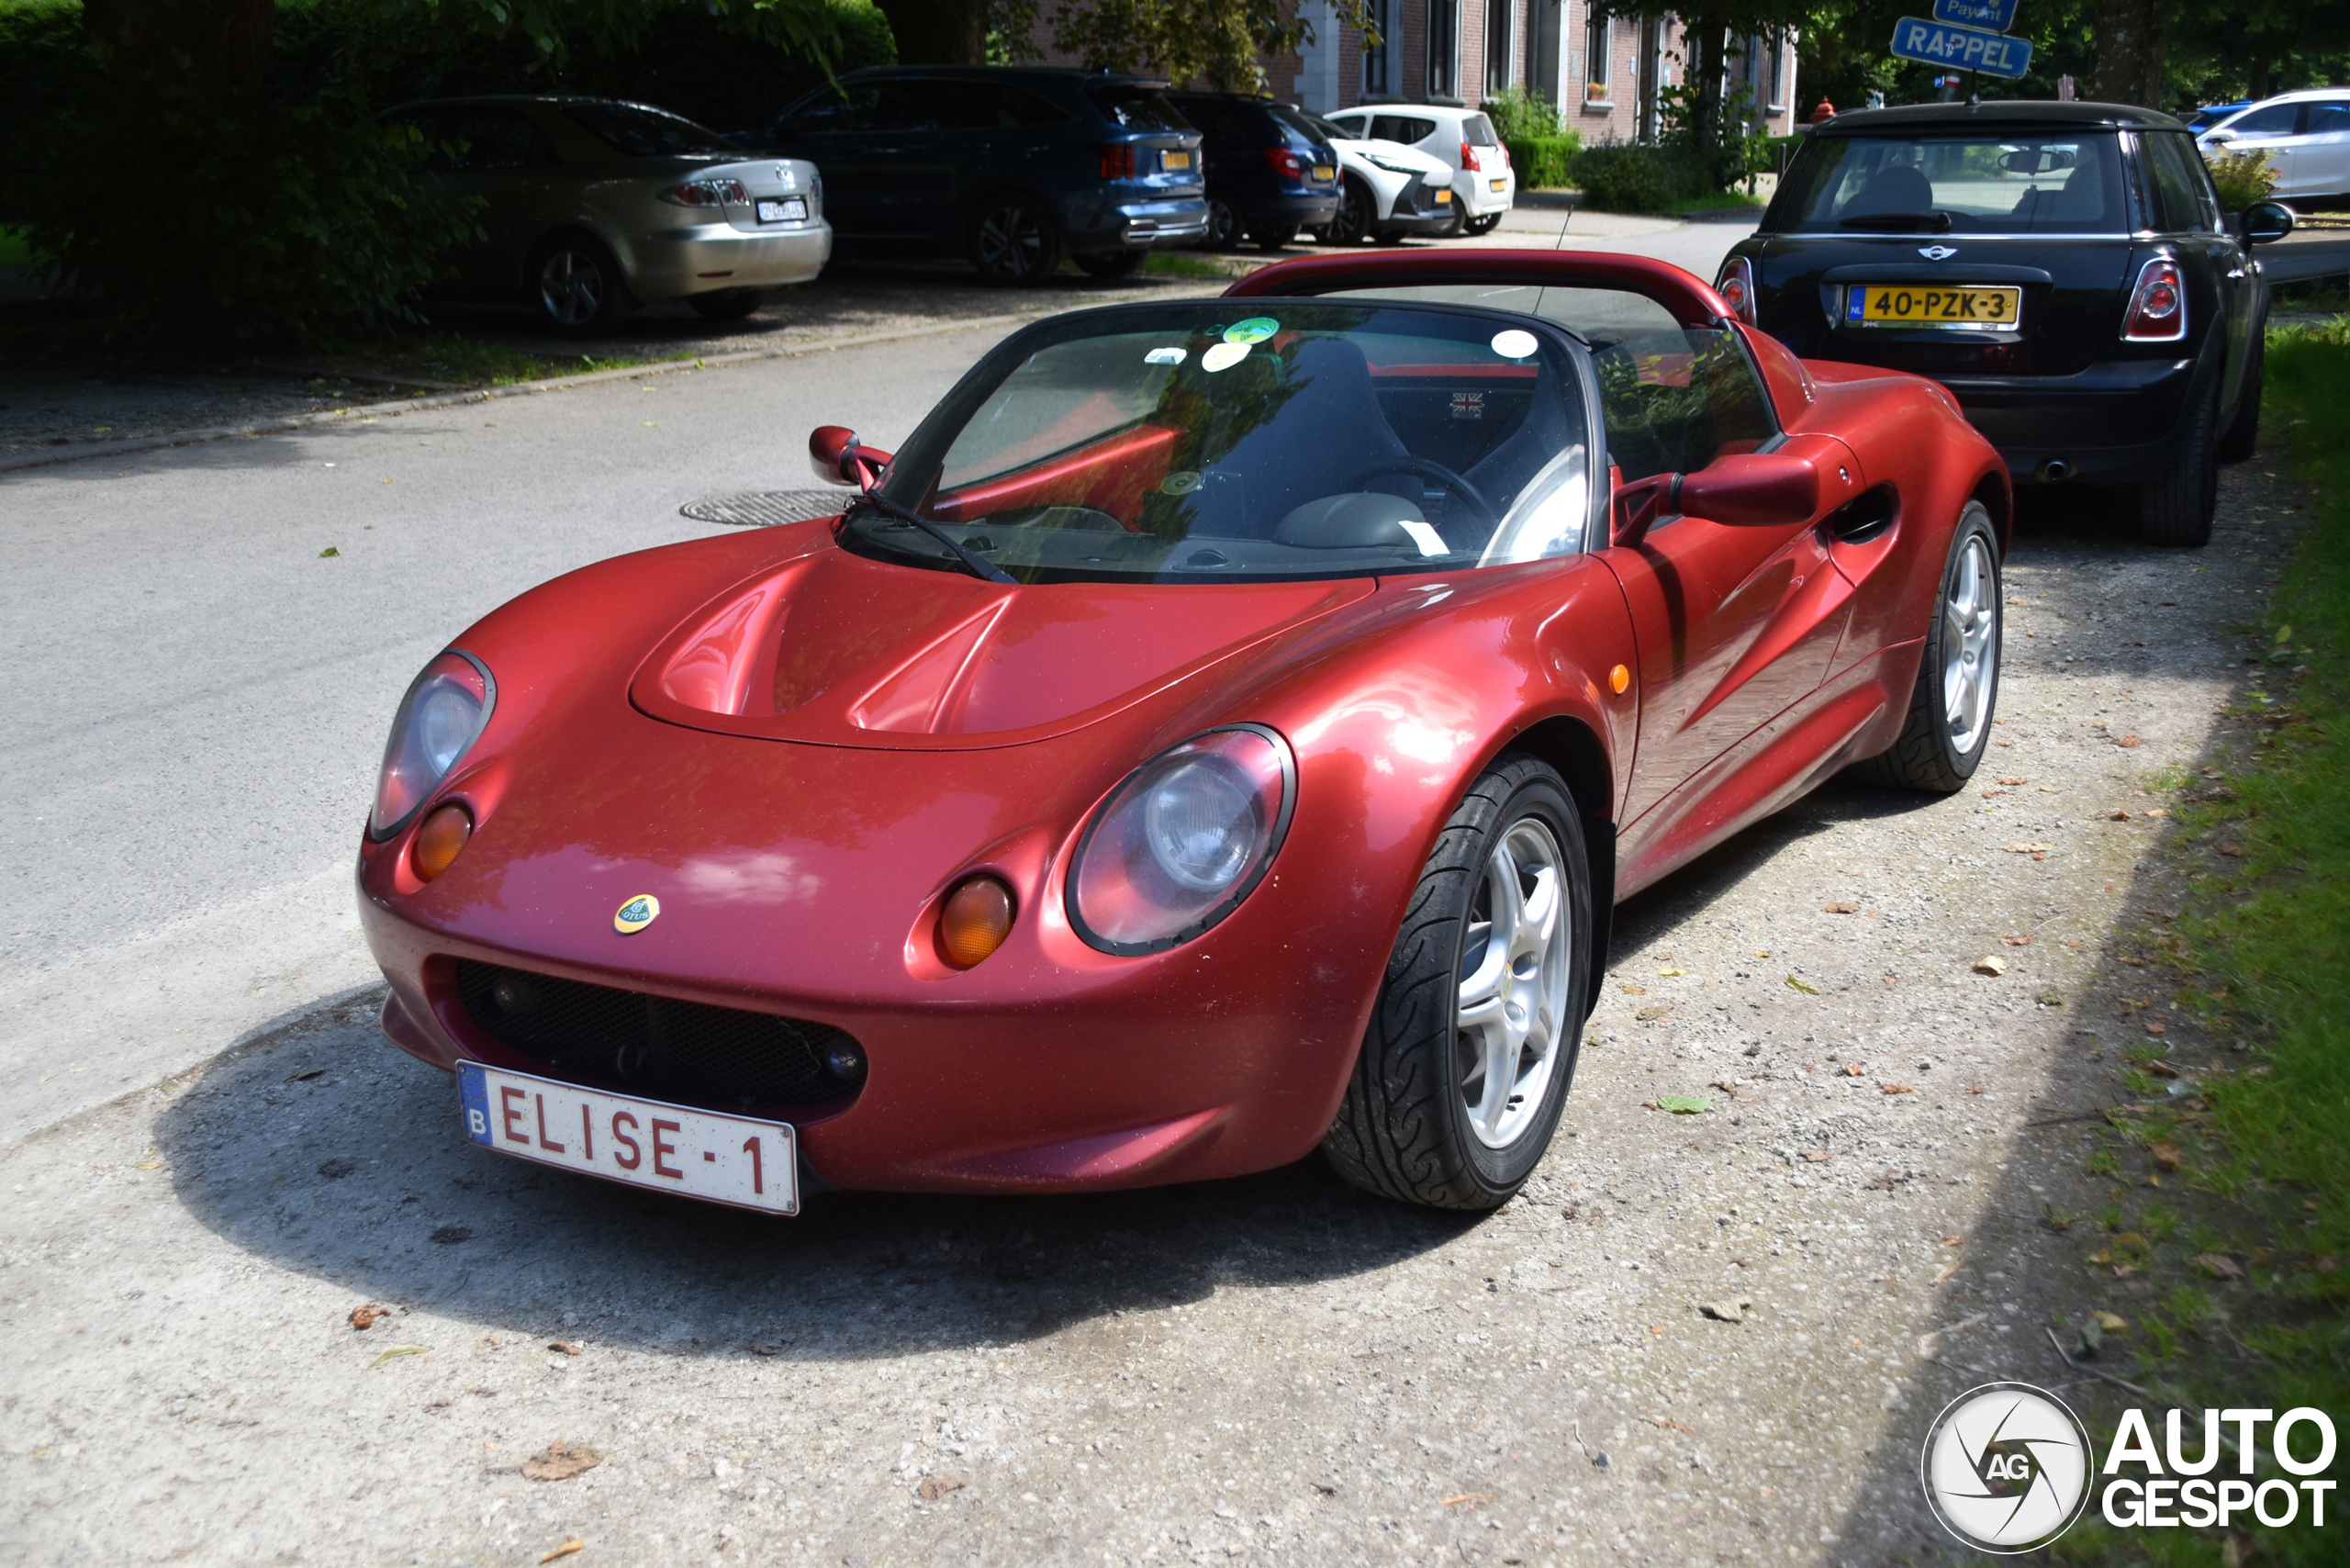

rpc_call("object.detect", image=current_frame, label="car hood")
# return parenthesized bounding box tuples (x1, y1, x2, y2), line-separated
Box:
(630, 543, 1377, 751)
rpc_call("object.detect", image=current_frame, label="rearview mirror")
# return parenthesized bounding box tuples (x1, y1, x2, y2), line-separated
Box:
(2243, 199, 2295, 245)
(1677, 451, 1822, 528)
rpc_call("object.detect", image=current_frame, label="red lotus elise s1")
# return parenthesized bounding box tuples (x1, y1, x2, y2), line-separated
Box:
(358, 251, 2007, 1215)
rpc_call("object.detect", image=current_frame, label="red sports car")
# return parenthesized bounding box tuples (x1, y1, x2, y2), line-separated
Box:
(358, 251, 2007, 1215)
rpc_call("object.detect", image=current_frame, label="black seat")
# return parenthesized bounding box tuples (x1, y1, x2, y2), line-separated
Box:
(1201, 337, 1407, 534)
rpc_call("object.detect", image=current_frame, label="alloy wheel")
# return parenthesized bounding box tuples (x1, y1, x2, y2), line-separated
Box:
(1942, 532, 1998, 753)
(976, 203, 1046, 280)
(539, 250, 604, 328)
(1454, 815, 1572, 1149)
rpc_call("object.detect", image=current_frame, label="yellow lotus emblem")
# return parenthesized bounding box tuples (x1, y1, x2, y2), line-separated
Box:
(613, 894, 660, 935)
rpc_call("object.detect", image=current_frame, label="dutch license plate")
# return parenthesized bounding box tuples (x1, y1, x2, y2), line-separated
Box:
(1160, 149, 1192, 171)
(1489, 178, 1506, 192)
(1314, 164, 1337, 182)
(755, 196, 808, 224)
(1852, 284, 2020, 327)
(1435, 187, 1453, 204)
(459, 1060, 797, 1215)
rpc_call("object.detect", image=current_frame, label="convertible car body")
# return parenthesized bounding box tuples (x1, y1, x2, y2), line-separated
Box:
(357, 250, 2008, 1215)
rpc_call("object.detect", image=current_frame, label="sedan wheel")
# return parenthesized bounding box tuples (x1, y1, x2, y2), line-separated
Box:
(1854, 501, 2001, 791)
(531, 236, 628, 338)
(1203, 197, 1242, 251)
(969, 195, 1062, 286)
(1324, 754, 1591, 1209)
(1318, 179, 1372, 246)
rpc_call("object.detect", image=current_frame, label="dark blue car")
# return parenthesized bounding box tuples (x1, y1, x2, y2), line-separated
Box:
(744, 67, 1207, 285)
(1164, 93, 1341, 252)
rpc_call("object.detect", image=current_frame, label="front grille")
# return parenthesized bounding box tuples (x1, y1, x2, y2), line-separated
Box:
(1398, 177, 1442, 217)
(453, 960, 862, 1112)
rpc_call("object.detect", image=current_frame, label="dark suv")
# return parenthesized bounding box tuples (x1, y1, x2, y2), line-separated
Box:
(1719, 102, 2293, 545)
(1164, 93, 1340, 251)
(743, 67, 1207, 285)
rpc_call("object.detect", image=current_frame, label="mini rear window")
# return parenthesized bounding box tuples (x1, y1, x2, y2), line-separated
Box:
(1088, 85, 1190, 132)
(1773, 131, 2129, 234)
(564, 102, 738, 157)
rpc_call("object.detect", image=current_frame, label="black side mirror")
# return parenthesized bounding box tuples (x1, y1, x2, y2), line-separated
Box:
(2243, 200, 2294, 245)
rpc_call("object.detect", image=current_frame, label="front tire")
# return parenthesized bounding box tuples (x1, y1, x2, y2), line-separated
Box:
(528, 233, 630, 338)
(1203, 197, 1242, 252)
(968, 194, 1062, 286)
(1319, 178, 1373, 246)
(1853, 501, 2001, 792)
(1323, 755, 1591, 1210)
(2138, 386, 2219, 545)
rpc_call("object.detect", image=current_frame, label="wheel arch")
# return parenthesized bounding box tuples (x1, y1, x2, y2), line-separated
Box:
(1495, 713, 1617, 1025)
(520, 223, 632, 297)
(1968, 465, 2012, 556)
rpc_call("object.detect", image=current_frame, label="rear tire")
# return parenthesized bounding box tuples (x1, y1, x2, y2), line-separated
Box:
(1461, 211, 1503, 235)
(1323, 755, 1591, 1211)
(968, 193, 1062, 286)
(1203, 197, 1242, 252)
(687, 288, 762, 322)
(2217, 327, 2265, 464)
(1073, 249, 1147, 279)
(1853, 502, 2001, 792)
(528, 233, 631, 338)
(2138, 386, 2219, 545)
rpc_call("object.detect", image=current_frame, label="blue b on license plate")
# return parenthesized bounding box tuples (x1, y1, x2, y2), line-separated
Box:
(458, 1061, 797, 1215)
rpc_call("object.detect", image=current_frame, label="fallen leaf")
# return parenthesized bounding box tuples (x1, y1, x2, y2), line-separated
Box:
(1785, 975, 1820, 994)
(1655, 965, 1685, 977)
(284, 1068, 324, 1082)
(1646, 1414, 1695, 1433)
(2006, 842, 2054, 855)
(1656, 1094, 1711, 1114)
(1973, 956, 2010, 976)
(2146, 807, 2167, 818)
(2143, 1059, 2179, 1077)
(1439, 1492, 1495, 1507)
(366, 1345, 429, 1370)
(2096, 1311, 2129, 1333)
(1822, 902, 1858, 913)
(2196, 1252, 2246, 1282)
(2106, 809, 2133, 822)
(1800, 1149, 1832, 1163)
(1699, 1300, 1750, 1323)
(1966, 1084, 1986, 1094)
(524, 1439, 606, 1482)
(1752, 949, 1771, 958)
(1635, 1004, 1672, 1021)
(547, 1341, 583, 1356)
(540, 1540, 586, 1563)
(1999, 777, 2030, 786)
(1942, 1236, 1964, 1247)
(2220, 843, 2245, 857)
(1619, 983, 1647, 994)
(2000, 934, 2034, 946)
(917, 1476, 966, 1501)
(1841, 1063, 1864, 1077)
(318, 546, 341, 558)
(2117, 734, 2142, 748)
(1881, 1083, 1915, 1095)
(2143, 1021, 2171, 1037)
(349, 1304, 387, 1331)
(2149, 1140, 2184, 1170)
(132, 1159, 162, 1170)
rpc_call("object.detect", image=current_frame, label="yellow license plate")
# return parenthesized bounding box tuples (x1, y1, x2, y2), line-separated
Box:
(1489, 178, 1506, 192)
(1435, 187, 1452, 204)
(1853, 284, 2020, 327)
(1313, 164, 1337, 182)
(1160, 150, 1192, 171)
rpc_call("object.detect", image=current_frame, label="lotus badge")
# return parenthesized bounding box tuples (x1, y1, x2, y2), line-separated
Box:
(613, 894, 661, 935)
(1919, 245, 1958, 260)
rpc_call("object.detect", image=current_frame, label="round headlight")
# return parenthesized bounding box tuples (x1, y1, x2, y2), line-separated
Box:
(369, 650, 494, 839)
(1068, 726, 1295, 954)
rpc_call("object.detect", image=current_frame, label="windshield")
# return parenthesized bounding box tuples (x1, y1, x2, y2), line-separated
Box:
(850, 302, 1593, 585)
(1773, 132, 2128, 233)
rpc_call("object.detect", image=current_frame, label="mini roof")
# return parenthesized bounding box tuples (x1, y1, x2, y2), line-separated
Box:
(1815, 100, 2188, 134)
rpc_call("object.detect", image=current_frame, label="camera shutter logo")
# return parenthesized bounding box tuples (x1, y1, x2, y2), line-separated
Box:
(1920, 1382, 2094, 1552)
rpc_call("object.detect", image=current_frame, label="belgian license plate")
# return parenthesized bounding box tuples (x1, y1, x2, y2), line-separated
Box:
(1314, 163, 1337, 182)
(1489, 177, 1506, 192)
(458, 1060, 798, 1215)
(1852, 284, 2020, 327)
(1160, 149, 1192, 171)
(755, 196, 808, 224)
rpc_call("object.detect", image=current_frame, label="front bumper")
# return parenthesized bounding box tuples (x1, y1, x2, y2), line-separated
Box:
(623, 221, 832, 300)
(1247, 191, 1342, 230)
(1936, 354, 2199, 485)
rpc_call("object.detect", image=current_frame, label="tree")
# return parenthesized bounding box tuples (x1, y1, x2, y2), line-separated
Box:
(2084, 0, 2166, 106)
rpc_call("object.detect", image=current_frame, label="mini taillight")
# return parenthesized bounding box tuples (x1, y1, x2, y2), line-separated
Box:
(1460, 140, 1482, 173)
(660, 178, 748, 207)
(2122, 256, 2187, 342)
(1265, 147, 1304, 180)
(1095, 143, 1136, 179)
(1715, 256, 1758, 325)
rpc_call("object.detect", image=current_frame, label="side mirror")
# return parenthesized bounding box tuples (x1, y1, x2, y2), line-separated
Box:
(2243, 199, 2295, 245)
(1677, 451, 1822, 528)
(808, 425, 894, 487)
(2203, 128, 2236, 144)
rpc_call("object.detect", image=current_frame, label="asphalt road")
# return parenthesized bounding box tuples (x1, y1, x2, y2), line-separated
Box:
(0, 225, 2294, 1564)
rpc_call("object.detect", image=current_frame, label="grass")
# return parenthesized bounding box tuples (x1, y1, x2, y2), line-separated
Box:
(1670, 191, 1767, 214)
(0, 225, 32, 269)
(315, 330, 679, 388)
(1142, 251, 1232, 280)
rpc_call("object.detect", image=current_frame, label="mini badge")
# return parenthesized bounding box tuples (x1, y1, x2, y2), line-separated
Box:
(613, 894, 661, 935)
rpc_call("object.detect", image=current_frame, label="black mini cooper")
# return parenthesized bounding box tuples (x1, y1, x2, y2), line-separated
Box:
(1718, 101, 2294, 545)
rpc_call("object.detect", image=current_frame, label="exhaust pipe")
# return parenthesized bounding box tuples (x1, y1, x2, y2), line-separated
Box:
(2036, 458, 2074, 483)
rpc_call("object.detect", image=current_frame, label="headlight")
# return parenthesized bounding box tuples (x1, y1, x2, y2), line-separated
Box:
(1068, 725, 1295, 954)
(369, 651, 494, 840)
(1365, 154, 1422, 174)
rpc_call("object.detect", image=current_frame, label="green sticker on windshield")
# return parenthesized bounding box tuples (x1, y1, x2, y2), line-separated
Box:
(1222, 317, 1281, 344)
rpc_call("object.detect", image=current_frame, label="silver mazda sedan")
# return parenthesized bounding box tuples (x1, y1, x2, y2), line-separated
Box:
(385, 96, 832, 335)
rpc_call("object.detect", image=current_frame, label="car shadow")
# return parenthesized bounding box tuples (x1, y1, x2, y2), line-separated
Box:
(154, 999, 1474, 1365)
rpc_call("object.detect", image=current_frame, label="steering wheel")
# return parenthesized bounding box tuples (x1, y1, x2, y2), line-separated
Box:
(1345, 455, 1497, 537)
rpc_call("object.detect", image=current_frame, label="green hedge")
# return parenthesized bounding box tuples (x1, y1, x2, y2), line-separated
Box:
(1504, 133, 1580, 191)
(1569, 144, 1719, 215)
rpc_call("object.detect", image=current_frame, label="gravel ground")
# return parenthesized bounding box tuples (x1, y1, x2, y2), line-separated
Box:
(0, 463, 2296, 1567)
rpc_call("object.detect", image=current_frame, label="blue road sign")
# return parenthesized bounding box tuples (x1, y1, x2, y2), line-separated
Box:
(1890, 17, 2034, 79)
(1930, 0, 2019, 32)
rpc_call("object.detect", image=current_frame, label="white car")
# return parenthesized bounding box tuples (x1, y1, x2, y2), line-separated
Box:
(1310, 130, 1460, 245)
(1322, 105, 1516, 234)
(2199, 88, 2350, 204)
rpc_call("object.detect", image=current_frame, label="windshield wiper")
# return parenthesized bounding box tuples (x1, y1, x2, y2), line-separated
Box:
(846, 492, 1016, 586)
(1840, 211, 1954, 233)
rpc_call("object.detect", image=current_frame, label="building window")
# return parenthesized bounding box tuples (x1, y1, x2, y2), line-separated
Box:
(1362, 0, 1391, 97)
(1429, 0, 1460, 99)
(1584, 12, 1610, 103)
(1485, 0, 1514, 95)
(1766, 29, 1785, 109)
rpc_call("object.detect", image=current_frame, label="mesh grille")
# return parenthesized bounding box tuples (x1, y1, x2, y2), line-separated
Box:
(677, 490, 845, 528)
(453, 960, 861, 1112)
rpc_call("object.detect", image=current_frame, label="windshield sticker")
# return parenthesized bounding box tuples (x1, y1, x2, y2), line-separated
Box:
(1396, 519, 1449, 557)
(1490, 329, 1539, 359)
(1222, 318, 1281, 344)
(1146, 347, 1186, 365)
(1450, 391, 1485, 420)
(1160, 470, 1203, 495)
(1201, 342, 1252, 373)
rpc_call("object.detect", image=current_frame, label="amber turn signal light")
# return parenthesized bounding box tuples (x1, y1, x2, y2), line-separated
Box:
(1609, 664, 1631, 694)
(938, 875, 1014, 969)
(411, 802, 474, 882)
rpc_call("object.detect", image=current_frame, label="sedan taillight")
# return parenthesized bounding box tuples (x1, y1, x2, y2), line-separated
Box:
(1095, 143, 1136, 179)
(2122, 256, 2187, 342)
(1264, 147, 1304, 180)
(660, 178, 747, 207)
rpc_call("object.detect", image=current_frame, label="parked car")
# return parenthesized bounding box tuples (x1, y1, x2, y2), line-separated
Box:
(739, 67, 1207, 285)
(1307, 118, 1460, 245)
(380, 97, 830, 336)
(2186, 101, 2251, 134)
(1322, 105, 1515, 233)
(358, 250, 2008, 1215)
(1163, 93, 1340, 251)
(1720, 100, 2294, 546)
(2198, 88, 2350, 203)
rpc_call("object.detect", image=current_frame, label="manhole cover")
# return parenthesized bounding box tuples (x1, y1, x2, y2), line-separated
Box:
(678, 490, 845, 528)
